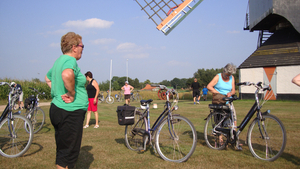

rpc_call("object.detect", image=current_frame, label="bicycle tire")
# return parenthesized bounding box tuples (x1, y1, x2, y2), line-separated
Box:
(137, 95, 142, 101)
(106, 96, 114, 104)
(0, 115, 33, 158)
(98, 96, 104, 104)
(204, 112, 228, 150)
(25, 107, 45, 134)
(155, 115, 197, 163)
(247, 114, 286, 161)
(125, 112, 146, 151)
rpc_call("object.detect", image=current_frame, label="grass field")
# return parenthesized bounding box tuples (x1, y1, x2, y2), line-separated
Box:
(0, 99, 299, 169)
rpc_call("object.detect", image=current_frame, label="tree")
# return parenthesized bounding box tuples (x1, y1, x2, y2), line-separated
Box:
(133, 78, 140, 89)
(160, 80, 171, 86)
(144, 79, 151, 85)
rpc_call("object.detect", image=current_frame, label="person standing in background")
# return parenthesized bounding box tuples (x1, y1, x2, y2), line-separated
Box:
(84, 71, 100, 129)
(191, 78, 201, 104)
(121, 81, 134, 105)
(202, 86, 208, 101)
(11, 82, 24, 109)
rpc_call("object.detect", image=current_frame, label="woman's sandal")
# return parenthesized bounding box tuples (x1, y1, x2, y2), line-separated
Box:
(83, 125, 89, 128)
(94, 125, 99, 128)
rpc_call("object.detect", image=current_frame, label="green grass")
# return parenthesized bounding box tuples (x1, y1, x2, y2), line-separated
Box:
(0, 99, 299, 169)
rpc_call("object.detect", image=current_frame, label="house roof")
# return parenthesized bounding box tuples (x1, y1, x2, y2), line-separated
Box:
(141, 84, 157, 90)
(239, 27, 300, 69)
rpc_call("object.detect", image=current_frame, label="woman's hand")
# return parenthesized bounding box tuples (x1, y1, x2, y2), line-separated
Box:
(61, 92, 74, 103)
(93, 98, 97, 104)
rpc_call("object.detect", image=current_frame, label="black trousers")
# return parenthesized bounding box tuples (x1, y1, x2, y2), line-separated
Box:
(49, 103, 86, 169)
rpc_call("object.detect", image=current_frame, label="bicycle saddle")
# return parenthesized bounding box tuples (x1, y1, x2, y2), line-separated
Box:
(222, 95, 238, 102)
(140, 99, 153, 105)
(208, 104, 229, 110)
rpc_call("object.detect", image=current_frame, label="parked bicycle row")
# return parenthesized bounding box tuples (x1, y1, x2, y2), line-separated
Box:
(118, 63, 286, 163)
(98, 89, 143, 104)
(0, 82, 45, 158)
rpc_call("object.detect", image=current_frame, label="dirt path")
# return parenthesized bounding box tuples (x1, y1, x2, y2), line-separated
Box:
(0, 102, 51, 111)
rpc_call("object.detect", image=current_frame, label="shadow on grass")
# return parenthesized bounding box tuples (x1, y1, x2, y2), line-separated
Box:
(38, 123, 52, 133)
(76, 146, 94, 169)
(23, 142, 43, 157)
(281, 152, 300, 165)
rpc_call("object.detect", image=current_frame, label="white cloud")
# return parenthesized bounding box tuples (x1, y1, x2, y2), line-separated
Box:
(124, 53, 149, 59)
(91, 38, 116, 45)
(49, 42, 60, 48)
(167, 60, 191, 66)
(116, 42, 151, 59)
(227, 30, 240, 34)
(63, 18, 114, 29)
(116, 42, 138, 52)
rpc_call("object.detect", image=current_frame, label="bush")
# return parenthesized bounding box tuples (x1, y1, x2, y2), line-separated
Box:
(0, 78, 51, 100)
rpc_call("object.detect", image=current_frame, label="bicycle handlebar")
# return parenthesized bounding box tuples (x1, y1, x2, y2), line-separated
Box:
(237, 81, 271, 91)
(29, 87, 45, 95)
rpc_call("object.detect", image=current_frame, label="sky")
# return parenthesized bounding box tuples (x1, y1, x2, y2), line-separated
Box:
(0, 0, 258, 84)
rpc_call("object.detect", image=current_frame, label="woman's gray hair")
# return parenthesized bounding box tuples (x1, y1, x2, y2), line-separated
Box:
(223, 63, 236, 74)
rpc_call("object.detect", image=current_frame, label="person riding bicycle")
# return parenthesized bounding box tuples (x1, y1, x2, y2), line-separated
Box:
(207, 63, 242, 150)
(121, 81, 134, 106)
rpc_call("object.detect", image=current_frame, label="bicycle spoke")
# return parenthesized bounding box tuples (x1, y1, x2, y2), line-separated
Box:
(248, 115, 286, 161)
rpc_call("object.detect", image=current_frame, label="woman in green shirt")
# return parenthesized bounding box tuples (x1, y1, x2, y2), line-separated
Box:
(45, 32, 88, 169)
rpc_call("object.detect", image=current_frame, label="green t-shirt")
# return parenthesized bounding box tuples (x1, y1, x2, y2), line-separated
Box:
(47, 55, 88, 111)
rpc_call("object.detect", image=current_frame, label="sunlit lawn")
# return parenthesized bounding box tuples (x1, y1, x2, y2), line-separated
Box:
(0, 99, 299, 169)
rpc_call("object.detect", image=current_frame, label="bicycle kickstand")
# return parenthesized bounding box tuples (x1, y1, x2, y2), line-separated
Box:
(139, 135, 148, 153)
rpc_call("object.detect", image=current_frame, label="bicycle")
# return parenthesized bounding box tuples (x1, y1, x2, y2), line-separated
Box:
(130, 90, 142, 102)
(204, 81, 286, 161)
(134, 90, 142, 101)
(125, 85, 197, 163)
(115, 91, 124, 102)
(0, 82, 33, 158)
(129, 91, 135, 102)
(98, 91, 114, 104)
(23, 87, 46, 134)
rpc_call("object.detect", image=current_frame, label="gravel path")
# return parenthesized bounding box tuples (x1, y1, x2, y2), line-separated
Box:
(0, 102, 51, 111)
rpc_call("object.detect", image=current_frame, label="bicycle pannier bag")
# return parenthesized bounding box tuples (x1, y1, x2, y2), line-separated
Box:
(116, 105, 135, 125)
(24, 95, 36, 110)
(212, 93, 226, 104)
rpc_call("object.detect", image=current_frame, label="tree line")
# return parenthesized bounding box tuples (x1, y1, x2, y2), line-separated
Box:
(98, 68, 239, 91)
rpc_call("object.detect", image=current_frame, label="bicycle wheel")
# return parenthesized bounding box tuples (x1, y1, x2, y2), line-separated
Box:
(204, 112, 228, 150)
(137, 95, 142, 101)
(98, 96, 104, 104)
(247, 114, 286, 161)
(0, 115, 33, 158)
(125, 111, 146, 151)
(155, 115, 197, 163)
(25, 107, 45, 134)
(106, 96, 114, 104)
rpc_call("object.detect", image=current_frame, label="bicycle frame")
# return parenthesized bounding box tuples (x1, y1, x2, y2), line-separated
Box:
(136, 87, 178, 146)
(212, 82, 271, 143)
(0, 83, 21, 136)
(137, 101, 170, 142)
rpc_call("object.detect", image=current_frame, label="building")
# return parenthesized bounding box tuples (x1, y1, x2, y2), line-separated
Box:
(239, 0, 300, 100)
